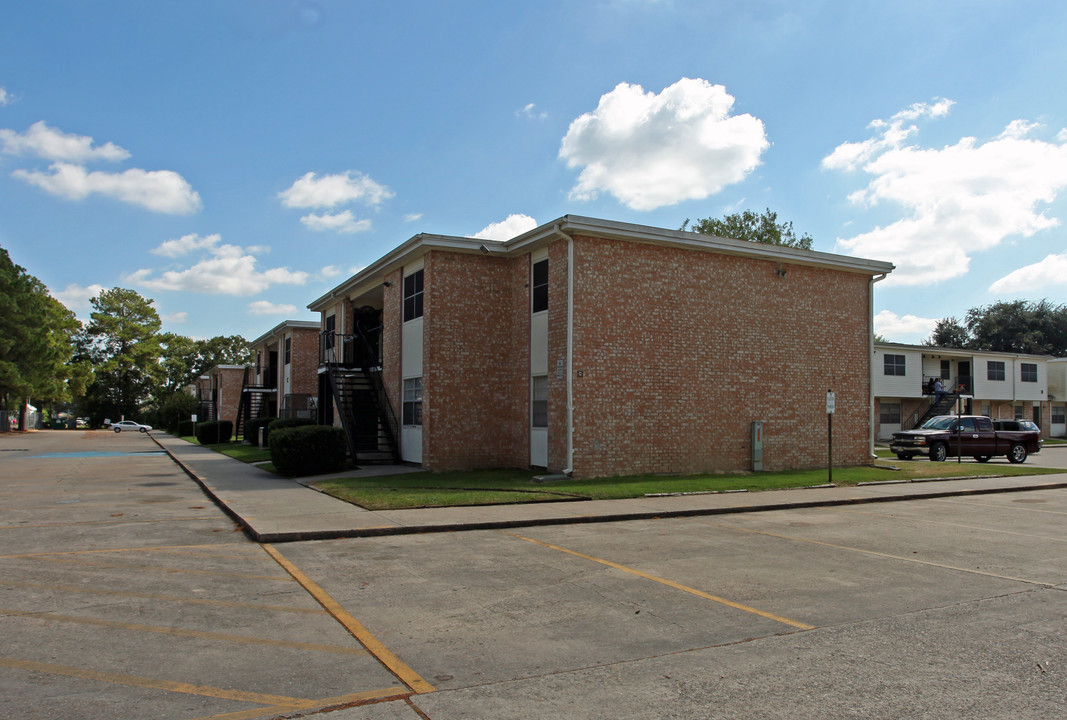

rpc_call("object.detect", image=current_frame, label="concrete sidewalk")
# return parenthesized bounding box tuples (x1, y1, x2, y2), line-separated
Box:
(152, 433, 1067, 543)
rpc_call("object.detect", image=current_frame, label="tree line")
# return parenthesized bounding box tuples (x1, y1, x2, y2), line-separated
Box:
(1, 245, 252, 429)
(925, 300, 1067, 357)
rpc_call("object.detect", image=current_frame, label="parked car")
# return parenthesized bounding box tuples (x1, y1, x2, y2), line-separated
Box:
(889, 415, 1042, 463)
(112, 420, 152, 434)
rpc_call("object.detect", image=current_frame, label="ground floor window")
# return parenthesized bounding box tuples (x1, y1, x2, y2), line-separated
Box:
(403, 378, 423, 426)
(531, 375, 548, 427)
(879, 402, 901, 425)
(1053, 406, 1066, 424)
(1015, 405, 1024, 420)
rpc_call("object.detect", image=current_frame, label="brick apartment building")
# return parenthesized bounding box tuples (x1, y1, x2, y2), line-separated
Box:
(309, 215, 894, 477)
(246, 320, 320, 420)
(194, 365, 245, 427)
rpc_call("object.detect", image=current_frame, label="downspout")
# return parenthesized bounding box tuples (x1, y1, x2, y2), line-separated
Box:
(551, 224, 574, 475)
(869, 273, 888, 459)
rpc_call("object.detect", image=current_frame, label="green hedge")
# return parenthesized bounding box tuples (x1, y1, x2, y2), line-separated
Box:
(243, 417, 274, 444)
(269, 425, 347, 477)
(176, 420, 196, 437)
(263, 417, 314, 445)
(195, 420, 233, 445)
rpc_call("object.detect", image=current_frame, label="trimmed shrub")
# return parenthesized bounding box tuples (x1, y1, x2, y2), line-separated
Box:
(264, 417, 314, 446)
(243, 416, 274, 445)
(176, 420, 196, 437)
(269, 425, 347, 477)
(196, 420, 233, 445)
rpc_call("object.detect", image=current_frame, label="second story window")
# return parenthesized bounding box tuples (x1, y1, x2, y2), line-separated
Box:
(883, 354, 905, 376)
(1021, 363, 1037, 382)
(987, 361, 1005, 382)
(284, 337, 291, 365)
(404, 269, 424, 322)
(532, 259, 548, 313)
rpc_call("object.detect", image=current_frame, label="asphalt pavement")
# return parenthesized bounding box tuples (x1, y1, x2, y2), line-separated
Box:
(150, 433, 1067, 544)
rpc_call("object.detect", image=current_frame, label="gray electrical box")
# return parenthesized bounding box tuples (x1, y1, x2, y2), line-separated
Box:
(751, 421, 765, 472)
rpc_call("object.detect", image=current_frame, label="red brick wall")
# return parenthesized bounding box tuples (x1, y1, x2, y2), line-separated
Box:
(381, 269, 403, 424)
(547, 239, 571, 472)
(566, 234, 872, 477)
(211, 367, 245, 428)
(422, 250, 530, 470)
(288, 327, 319, 397)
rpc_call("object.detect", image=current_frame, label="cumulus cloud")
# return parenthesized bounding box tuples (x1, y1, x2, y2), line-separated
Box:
(162, 311, 188, 324)
(404, 213, 423, 223)
(472, 214, 538, 241)
(0, 121, 130, 163)
(128, 236, 308, 295)
(278, 170, 393, 209)
(989, 253, 1067, 293)
(12, 161, 202, 214)
(299, 210, 372, 234)
(824, 100, 1067, 286)
(50, 282, 106, 312)
(559, 78, 768, 211)
(0, 87, 10, 106)
(248, 300, 299, 315)
(874, 309, 938, 342)
(152, 233, 223, 258)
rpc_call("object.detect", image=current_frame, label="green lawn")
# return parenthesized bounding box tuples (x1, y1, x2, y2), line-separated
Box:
(313, 460, 1062, 511)
(181, 437, 273, 464)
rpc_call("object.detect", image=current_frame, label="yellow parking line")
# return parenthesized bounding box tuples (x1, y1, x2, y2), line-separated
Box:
(0, 515, 222, 530)
(262, 544, 435, 694)
(26, 555, 290, 581)
(0, 656, 319, 709)
(720, 523, 1047, 586)
(0, 542, 249, 559)
(2, 608, 368, 655)
(189, 687, 410, 720)
(4, 580, 328, 615)
(501, 531, 814, 631)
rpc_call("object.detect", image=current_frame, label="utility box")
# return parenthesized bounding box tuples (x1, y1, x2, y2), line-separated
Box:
(258, 426, 266, 450)
(751, 420, 765, 472)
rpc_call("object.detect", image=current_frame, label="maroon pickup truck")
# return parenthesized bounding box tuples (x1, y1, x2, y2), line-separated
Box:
(889, 415, 1043, 463)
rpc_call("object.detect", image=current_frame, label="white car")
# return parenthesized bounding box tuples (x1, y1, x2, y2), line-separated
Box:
(112, 420, 152, 434)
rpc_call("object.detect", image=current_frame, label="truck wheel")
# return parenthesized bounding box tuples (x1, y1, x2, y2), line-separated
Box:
(929, 443, 947, 462)
(1008, 443, 1027, 464)
(974, 455, 992, 463)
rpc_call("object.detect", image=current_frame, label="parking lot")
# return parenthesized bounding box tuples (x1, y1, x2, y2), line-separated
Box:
(2, 430, 1066, 719)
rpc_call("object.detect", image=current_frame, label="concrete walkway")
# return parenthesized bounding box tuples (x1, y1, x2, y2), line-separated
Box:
(152, 433, 1067, 543)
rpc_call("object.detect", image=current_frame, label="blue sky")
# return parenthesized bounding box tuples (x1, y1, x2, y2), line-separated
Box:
(2, 0, 1066, 345)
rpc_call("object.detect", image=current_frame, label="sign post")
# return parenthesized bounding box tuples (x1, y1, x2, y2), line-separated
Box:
(826, 390, 836, 484)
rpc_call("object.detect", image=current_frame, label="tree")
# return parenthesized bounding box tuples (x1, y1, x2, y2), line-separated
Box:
(923, 300, 1067, 356)
(158, 333, 253, 400)
(80, 288, 163, 421)
(0, 246, 90, 424)
(924, 317, 970, 349)
(681, 208, 814, 250)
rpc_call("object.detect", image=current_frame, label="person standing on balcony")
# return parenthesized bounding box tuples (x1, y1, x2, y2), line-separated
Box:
(934, 378, 946, 404)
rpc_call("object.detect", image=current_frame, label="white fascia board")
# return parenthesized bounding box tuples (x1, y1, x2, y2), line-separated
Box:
(249, 320, 321, 347)
(308, 215, 897, 312)
(875, 341, 1055, 361)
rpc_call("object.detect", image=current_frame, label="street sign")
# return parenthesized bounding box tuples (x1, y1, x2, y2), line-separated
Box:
(826, 391, 836, 415)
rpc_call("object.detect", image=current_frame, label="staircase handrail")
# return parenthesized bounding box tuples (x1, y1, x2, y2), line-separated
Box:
(352, 324, 400, 452)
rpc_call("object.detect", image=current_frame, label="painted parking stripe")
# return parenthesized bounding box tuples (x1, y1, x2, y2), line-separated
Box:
(4, 580, 329, 615)
(262, 543, 436, 694)
(1, 608, 369, 655)
(0, 542, 251, 559)
(25, 555, 291, 581)
(187, 687, 411, 720)
(501, 531, 815, 631)
(718, 523, 1050, 586)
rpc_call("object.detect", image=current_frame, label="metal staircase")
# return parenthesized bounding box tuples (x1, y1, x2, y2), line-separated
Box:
(321, 325, 399, 464)
(235, 367, 276, 440)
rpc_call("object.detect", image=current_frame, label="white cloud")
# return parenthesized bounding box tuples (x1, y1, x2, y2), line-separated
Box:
(162, 311, 188, 324)
(0, 121, 130, 163)
(874, 309, 938, 341)
(128, 237, 308, 295)
(13, 161, 202, 214)
(559, 78, 768, 211)
(152, 233, 223, 258)
(0, 87, 12, 106)
(300, 210, 372, 234)
(989, 253, 1067, 293)
(472, 214, 538, 241)
(50, 282, 105, 311)
(320, 265, 344, 278)
(517, 103, 548, 120)
(824, 101, 1067, 286)
(248, 300, 299, 315)
(278, 170, 394, 209)
(404, 213, 423, 223)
